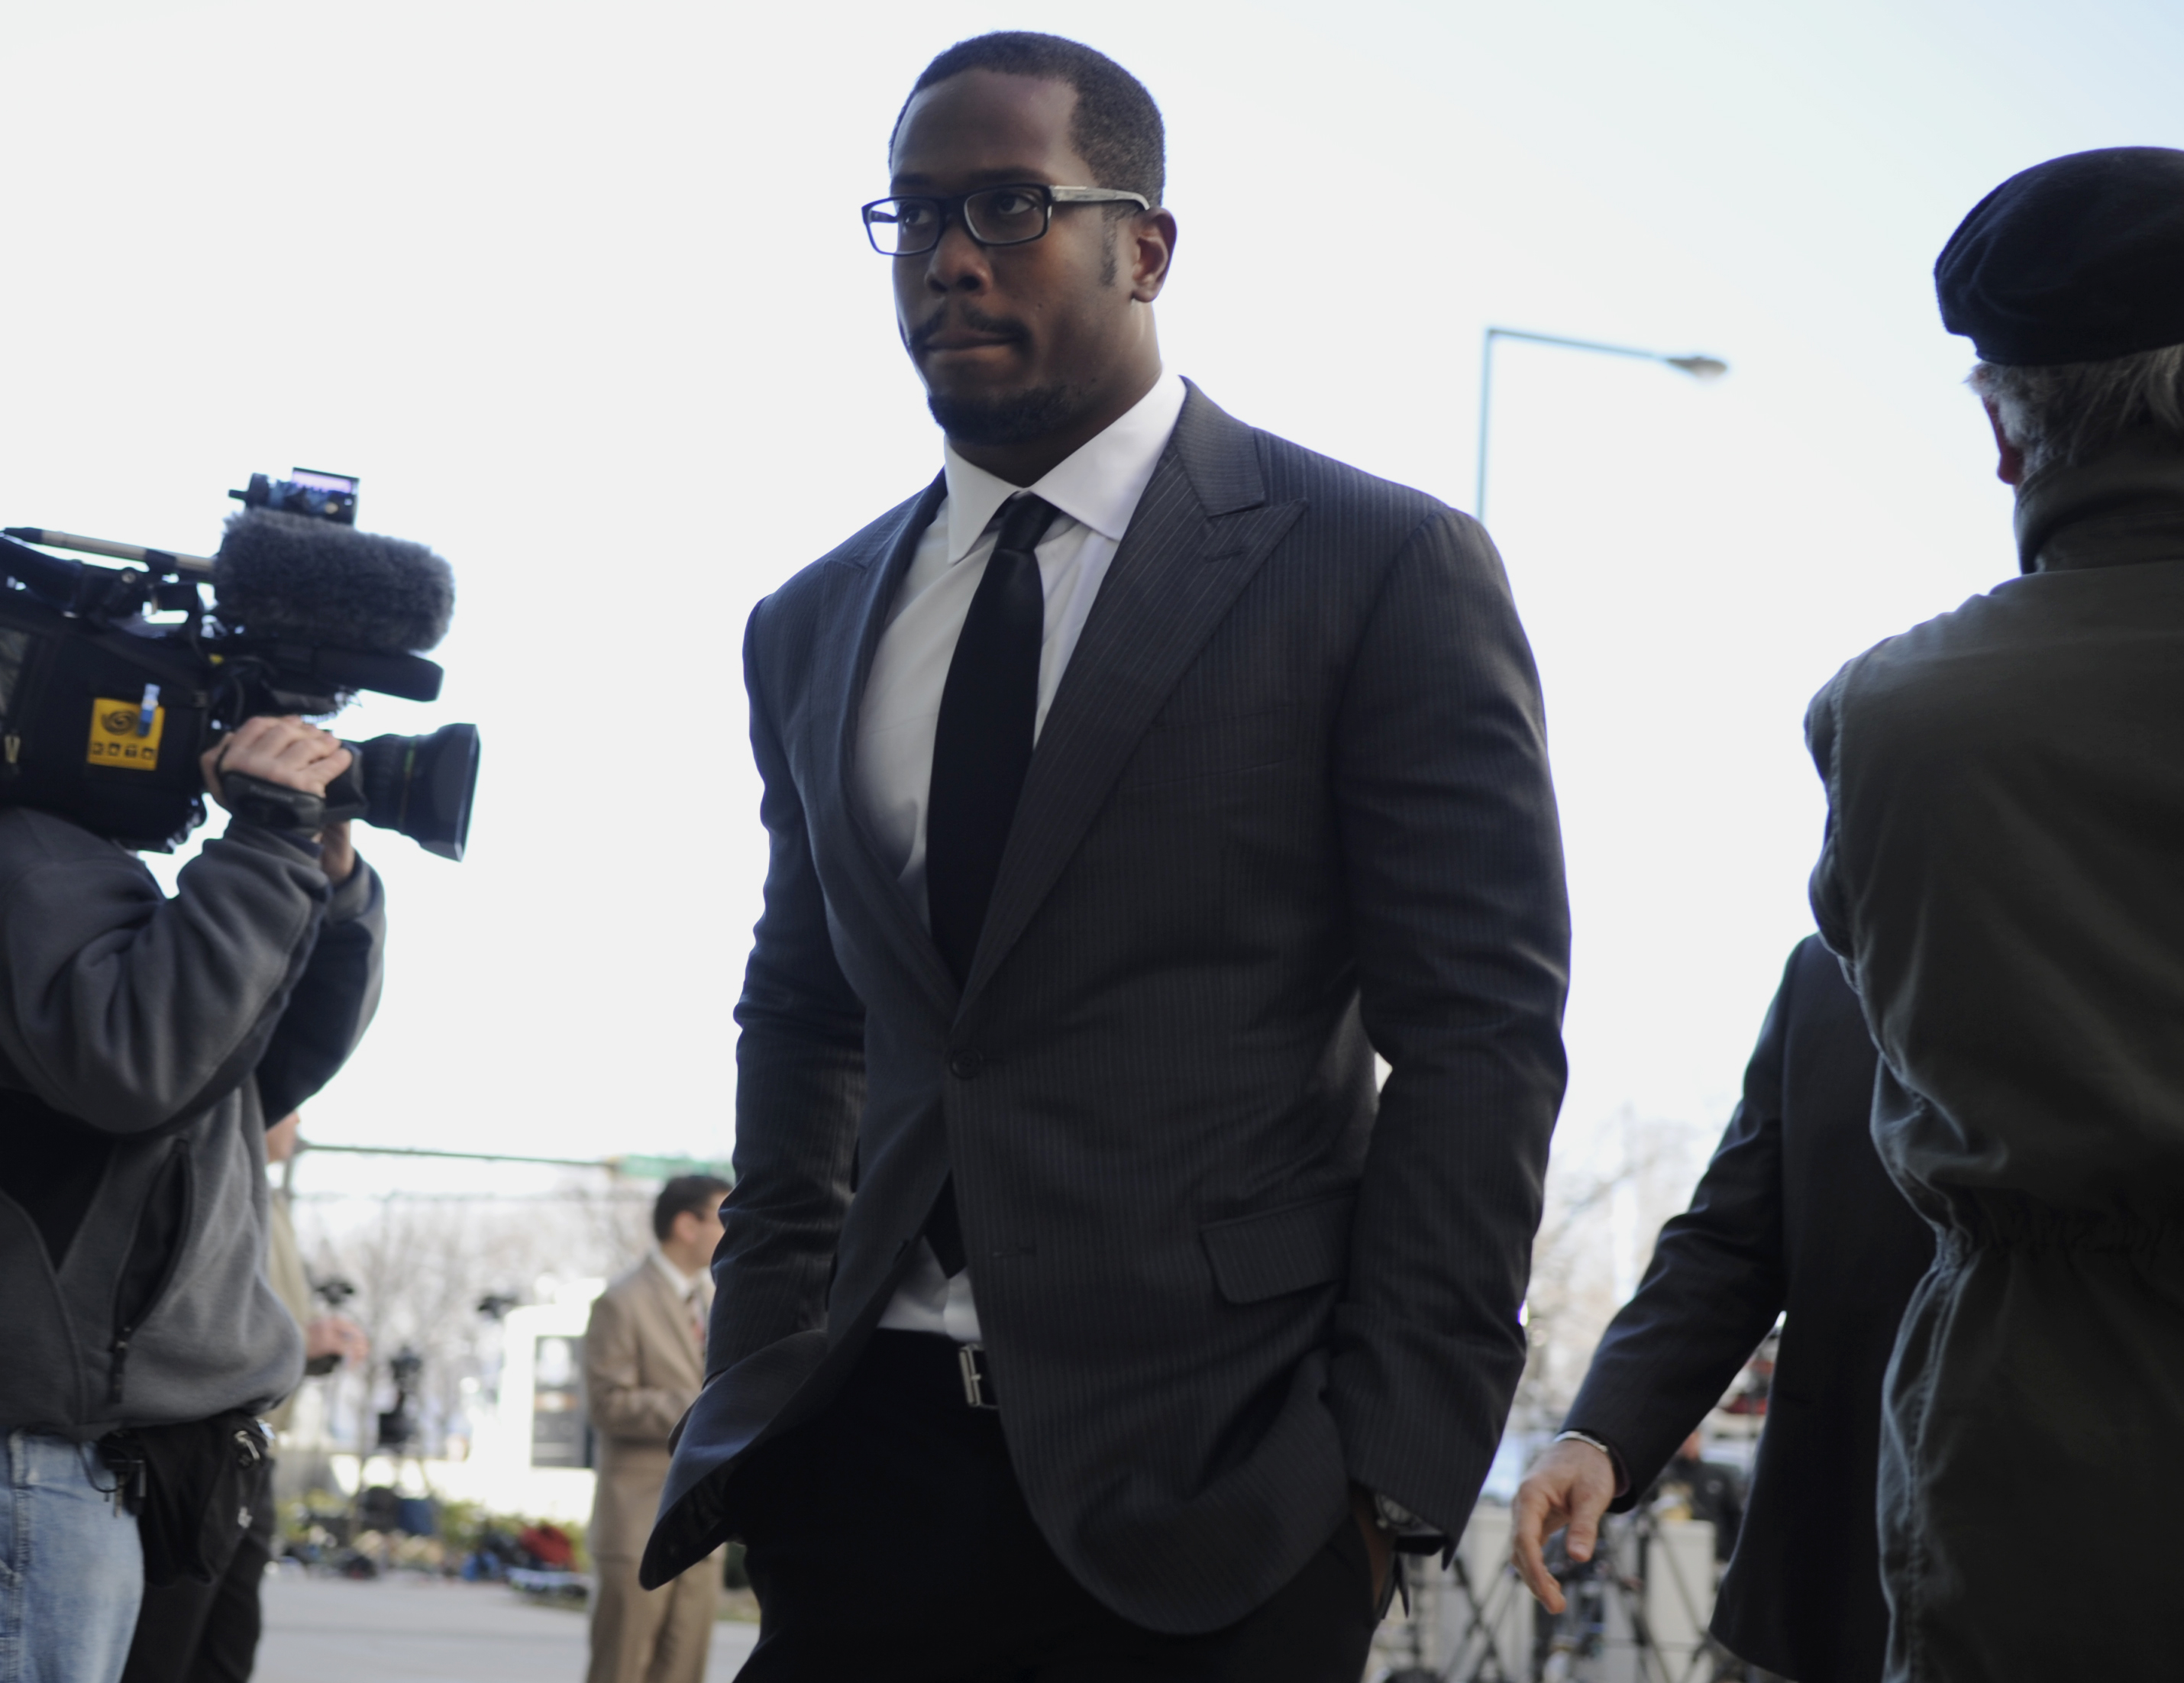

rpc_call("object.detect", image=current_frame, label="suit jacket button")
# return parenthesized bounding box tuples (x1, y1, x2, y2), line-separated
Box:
(948, 1051, 984, 1079)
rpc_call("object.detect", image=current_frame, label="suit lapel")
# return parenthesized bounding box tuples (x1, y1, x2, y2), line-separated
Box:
(803, 475, 960, 1015)
(961, 390, 1307, 1007)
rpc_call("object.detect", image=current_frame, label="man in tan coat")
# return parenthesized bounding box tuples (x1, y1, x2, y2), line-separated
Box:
(586, 1175, 732, 1683)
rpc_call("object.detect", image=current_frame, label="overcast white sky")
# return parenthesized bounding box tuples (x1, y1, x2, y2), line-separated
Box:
(4, 0, 2181, 1203)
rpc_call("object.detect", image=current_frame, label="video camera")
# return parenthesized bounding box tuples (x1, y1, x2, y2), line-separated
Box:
(0, 470, 480, 858)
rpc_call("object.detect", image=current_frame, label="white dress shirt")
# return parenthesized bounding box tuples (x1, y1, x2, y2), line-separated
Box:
(648, 1245, 708, 1302)
(862, 369, 1188, 1342)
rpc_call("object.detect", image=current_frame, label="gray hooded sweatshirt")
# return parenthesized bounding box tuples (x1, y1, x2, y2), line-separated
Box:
(0, 806, 385, 1438)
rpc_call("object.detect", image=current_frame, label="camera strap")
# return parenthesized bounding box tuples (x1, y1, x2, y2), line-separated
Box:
(215, 771, 327, 837)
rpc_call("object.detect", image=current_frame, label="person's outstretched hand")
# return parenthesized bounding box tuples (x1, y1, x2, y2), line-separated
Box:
(1510, 1438, 1619, 1613)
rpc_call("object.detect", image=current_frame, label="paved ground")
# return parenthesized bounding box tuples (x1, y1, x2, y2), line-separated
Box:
(256, 1569, 760, 1683)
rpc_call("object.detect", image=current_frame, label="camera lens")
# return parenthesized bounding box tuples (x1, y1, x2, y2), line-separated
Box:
(349, 723, 481, 861)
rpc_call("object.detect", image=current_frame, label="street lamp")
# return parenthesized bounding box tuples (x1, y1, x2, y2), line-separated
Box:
(1475, 327, 1729, 523)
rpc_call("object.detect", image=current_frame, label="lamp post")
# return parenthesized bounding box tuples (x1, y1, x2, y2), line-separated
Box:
(1475, 327, 1728, 523)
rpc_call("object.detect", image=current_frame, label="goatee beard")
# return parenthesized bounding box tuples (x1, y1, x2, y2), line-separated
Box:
(928, 383, 1083, 447)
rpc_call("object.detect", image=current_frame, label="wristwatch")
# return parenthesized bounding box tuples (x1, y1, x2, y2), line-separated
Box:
(1370, 1490, 1448, 1546)
(1371, 1491, 1420, 1530)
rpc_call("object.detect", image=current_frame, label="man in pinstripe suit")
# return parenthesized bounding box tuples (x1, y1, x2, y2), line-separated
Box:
(644, 31, 1570, 1681)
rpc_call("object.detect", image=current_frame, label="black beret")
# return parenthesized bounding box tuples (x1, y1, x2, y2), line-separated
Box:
(1936, 147, 2184, 366)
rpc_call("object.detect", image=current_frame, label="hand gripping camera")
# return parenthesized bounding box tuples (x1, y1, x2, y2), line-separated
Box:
(0, 470, 480, 858)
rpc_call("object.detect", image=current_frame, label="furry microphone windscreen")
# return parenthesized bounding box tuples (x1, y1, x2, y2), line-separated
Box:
(212, 510, 456, 654)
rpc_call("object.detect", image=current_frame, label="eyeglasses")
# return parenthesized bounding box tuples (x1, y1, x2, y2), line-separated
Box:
(862, 183, 1152, 257)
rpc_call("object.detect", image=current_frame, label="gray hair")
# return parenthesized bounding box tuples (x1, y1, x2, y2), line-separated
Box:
(1969, 344, 2184, 479)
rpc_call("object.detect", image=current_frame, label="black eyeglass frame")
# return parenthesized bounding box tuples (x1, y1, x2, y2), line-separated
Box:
(861, 183, 1153, 256)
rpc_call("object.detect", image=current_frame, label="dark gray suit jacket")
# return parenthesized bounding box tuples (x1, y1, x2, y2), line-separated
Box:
(1565, 936, 1931, 1683)
(644, 384, 1570, 1633)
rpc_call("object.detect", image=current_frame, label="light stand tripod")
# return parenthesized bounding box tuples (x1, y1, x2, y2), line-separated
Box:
(347, 1345, 434, 1573)
(1377, 1507, 1727, 1683)
(1372, 1520, 1540, 1682)
(1535, 1507, 1727, 1683)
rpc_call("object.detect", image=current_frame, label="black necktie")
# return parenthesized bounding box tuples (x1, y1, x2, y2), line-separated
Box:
(927, 492, 1058, 984)
(922, 492, 1058, 1275)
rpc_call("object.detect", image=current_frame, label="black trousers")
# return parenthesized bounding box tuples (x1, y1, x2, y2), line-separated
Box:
(121, 1457, 278, 1683)
(729, 1331, 1382, 1683)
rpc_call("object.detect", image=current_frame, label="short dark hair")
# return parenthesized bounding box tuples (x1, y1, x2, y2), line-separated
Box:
(652, 1174, 732, 1243)
(893, 31, 1165, 207)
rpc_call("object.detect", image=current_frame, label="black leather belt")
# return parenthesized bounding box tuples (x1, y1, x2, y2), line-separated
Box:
(866, 1329, 1001, 1413)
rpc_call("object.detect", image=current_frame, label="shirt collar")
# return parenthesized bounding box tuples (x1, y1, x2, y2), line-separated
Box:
(648, 1245, 703, 1298)
(941, 370, 1188, 564)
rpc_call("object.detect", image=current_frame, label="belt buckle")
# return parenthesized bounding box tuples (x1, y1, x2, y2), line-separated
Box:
(957, 1342, 998, 1411)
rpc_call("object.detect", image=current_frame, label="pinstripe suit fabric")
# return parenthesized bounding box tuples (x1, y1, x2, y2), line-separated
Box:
(644, 385, 1571, 1635)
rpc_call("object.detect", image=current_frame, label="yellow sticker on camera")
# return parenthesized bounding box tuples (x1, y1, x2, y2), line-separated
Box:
(86, 699, 166, 770)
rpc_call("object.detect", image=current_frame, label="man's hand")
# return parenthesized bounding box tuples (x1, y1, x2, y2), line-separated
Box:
(1511, 1438, 1620, 1614)
(1349, 1485, 1394, 1614)
(305, 1313, 370, 1367)
(202, 716, 353, 805)
(201, 717, 358, 880)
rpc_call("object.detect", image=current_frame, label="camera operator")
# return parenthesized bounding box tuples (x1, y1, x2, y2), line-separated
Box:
(121, 1110, 368, 1683)
(0, 713, 386, 1683)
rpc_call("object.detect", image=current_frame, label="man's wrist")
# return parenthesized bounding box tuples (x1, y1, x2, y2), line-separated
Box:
(319, 823, 359, 890)
(1554, 1429, 1630, 1497)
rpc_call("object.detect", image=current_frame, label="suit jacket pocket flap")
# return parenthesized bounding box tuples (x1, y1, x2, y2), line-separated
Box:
(1200, 1192, 1356, 1303)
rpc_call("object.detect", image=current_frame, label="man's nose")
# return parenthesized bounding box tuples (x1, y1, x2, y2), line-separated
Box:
(923, 217, 991, 292)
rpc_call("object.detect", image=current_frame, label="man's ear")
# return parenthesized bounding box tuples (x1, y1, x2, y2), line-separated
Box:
(1984, 397, 2027, 486)
(1130, 208, 1178, 303)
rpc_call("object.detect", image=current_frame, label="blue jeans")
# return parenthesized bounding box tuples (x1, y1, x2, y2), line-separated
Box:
(1, 1432, 144, 1683)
